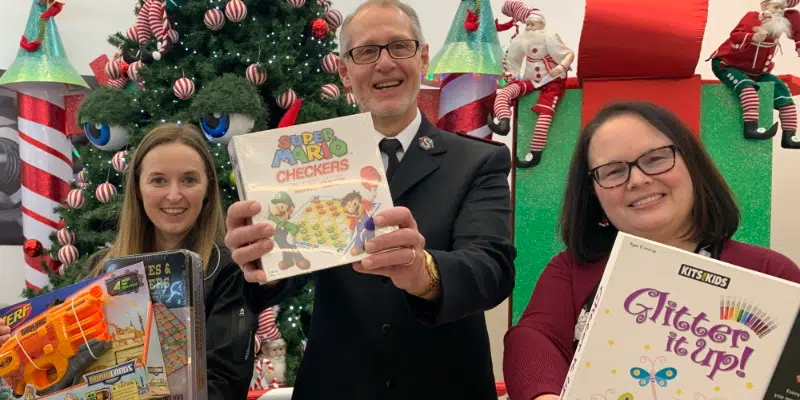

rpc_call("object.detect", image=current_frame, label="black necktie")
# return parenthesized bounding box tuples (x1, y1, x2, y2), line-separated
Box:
(378, 138, 402, 182)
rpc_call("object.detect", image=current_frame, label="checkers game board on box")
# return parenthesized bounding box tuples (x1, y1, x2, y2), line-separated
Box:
(229, 112, 396, 282)
(561, 233, 800, 400)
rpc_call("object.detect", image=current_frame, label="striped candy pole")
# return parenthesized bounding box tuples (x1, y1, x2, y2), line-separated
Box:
(435, 73, 497, 140)
(16, 83, 72, 290)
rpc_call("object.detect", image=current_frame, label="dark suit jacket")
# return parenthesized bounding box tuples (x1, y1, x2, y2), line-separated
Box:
(245, 115, 516, 400)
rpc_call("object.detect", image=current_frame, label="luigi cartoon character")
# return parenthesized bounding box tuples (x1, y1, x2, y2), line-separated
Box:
(268, 192, 311, 270)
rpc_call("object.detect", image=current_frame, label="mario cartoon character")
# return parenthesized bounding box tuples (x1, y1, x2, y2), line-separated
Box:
(267, 192, 310, 270)
(342, 186, 378, 256)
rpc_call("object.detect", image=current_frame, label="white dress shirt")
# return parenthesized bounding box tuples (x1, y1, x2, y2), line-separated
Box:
(374, 108, 422, 170)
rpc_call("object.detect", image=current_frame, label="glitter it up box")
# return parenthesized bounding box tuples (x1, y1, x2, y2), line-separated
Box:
(228, 112, 396, 282)
(561, 233, 800, 400)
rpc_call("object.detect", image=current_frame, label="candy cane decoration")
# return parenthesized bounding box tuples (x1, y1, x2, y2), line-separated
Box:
(436, 73, 498, 140)
(16, 85, 72, 290)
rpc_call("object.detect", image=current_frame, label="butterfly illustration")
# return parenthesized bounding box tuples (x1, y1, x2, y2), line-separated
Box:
(590, 389, 635, 400)
(629, 356, 677, 400)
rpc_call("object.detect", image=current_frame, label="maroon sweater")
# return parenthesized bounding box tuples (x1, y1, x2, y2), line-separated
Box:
(503, 239, 800, 400)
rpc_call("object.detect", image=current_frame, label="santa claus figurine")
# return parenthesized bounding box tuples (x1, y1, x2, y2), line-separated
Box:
(490, 0, 574, 168)
(707, 0, 800, 149)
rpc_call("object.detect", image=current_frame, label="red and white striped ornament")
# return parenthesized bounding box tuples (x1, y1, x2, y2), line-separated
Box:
(346, 92, 357, 105)
(246, 63, 267, 85)
(57, 228, 76, 246)
(225, 0, 247, 22)
(277, 88, 297, 109)
(287, 0, 305, 8)
(324, 9, 343, 29)
(321, 83, 340, 99)
(95, 182, 118, 204)
(126, 26, 139, 42)
(58, 244, 79, 266)
(173, 77, 195, 100)
(78, 170, 87, 184)
(104, 60, 121, 80)
(204, 9, 226, 31)
(127, 60, 144, 83)
(66, 189, 84, 209)
(112, 151, 129, 173)
(321, 53, 338, 73)
(108, 77, 128, 89)
(167, 29, 179, 44)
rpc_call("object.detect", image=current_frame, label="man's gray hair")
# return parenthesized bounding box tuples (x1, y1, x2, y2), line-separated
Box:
(338, 0, 426, 55)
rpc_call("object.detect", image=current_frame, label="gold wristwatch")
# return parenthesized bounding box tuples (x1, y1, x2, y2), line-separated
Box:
(412, 250, 440, 298)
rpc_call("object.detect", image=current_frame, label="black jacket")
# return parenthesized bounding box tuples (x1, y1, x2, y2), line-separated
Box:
(245, 116, 516, 400)
(87, 246, 257, 400)
(203, 246, 258, 400)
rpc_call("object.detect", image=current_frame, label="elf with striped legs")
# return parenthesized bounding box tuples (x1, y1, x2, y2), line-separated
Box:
(708, 0, 800, 149)
(490, 1, 574, 168)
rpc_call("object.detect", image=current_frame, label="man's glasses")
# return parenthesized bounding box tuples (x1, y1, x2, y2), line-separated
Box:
(346, 39, 420, 65)
(588, 145, 678, 189)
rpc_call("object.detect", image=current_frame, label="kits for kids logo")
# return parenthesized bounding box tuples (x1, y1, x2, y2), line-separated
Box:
(271, 128, 350, 183)
(678, 264, 731, 289)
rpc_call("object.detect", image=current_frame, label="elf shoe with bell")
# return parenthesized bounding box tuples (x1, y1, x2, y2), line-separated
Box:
(517, 151, 542, 169)
(781, 130, 800, 149)
(487, 115, 511, 136)
(744, 120, 779, 140)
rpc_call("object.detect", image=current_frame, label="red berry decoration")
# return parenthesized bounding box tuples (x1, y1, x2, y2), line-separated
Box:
(23, 239, 43, 258)
(311, 18, 329, 38)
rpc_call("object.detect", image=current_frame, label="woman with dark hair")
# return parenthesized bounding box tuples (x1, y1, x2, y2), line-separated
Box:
(502, 102, 800, 400)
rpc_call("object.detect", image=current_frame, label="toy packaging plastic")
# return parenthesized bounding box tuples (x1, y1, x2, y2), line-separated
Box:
(0, 262, 170, 399)
(103, 250, 206, 400)
(228, 112, 396, 282)
(561, 232, 800, 400)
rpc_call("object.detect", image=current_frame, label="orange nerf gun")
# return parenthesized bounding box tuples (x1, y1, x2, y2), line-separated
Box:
(0, 285, 112, 397)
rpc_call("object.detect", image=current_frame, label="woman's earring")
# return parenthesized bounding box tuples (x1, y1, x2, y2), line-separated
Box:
(598, 213, 609, 227)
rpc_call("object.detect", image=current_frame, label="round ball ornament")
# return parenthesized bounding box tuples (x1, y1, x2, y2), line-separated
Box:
(311, 18, 329, 38)
(173, 77, 195, 100)
(23, 239, 43, 258)
(57, 228, 76, 245)
(246, 63, 267, 85)
(321, 83, 340, 99)
(96, 182, 118, 204)
(127, 60, 144, 83)
(167, 29, 180, 44)
(66, 189, 85, 209)
(324, 9, 342, 29)
(78, 169, 88, 184)
(277, 88, 297, 109)
(346, 92, 357, 105)
(58, 244, 79, 265)
(112, 151, 129, 173)
(287, 0, 305, 7)
(204, 9, 226, 31)
(126, 26, 138, 41)
(104, 60, 121, 80)
(225, 0, 247, 22)
(322, 53, 338, 73)
(229, 170, 237, 186)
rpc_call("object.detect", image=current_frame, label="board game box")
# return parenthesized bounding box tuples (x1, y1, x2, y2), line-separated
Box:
(103, 250, 207, 400)
(561, 233, 800, 400)
(228, 112, 397, 282)
(0, 262, 171, 399)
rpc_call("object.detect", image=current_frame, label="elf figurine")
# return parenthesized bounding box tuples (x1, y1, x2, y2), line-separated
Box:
(490, 0, 574, 168)
(250, 306, 287, 390)
(707, 0, 800, 149)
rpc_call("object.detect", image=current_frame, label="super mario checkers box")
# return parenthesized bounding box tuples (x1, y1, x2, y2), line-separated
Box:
(228, 112, 396, 282)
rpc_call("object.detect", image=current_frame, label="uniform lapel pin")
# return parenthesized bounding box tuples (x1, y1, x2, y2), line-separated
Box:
(418, 136, 434, 150)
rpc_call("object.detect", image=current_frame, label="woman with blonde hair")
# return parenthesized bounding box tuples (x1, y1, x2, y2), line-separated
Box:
(41, 123, 254, 399)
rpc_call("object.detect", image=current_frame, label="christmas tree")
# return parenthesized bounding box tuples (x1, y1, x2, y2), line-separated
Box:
(25, 0, 357, 387)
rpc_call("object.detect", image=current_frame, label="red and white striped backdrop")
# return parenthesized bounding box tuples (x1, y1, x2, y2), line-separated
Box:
(436, 73, 497, 140)
(16, 85, 72, 290)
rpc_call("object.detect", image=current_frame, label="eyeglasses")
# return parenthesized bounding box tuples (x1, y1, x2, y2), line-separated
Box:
(346, 39, 420, 65)
(588, 145, 678, 189)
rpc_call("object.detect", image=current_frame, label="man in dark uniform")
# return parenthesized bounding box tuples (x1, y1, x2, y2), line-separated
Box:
(224, 0, 516, 398)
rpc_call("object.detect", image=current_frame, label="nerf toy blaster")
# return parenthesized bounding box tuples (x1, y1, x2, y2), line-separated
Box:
(0, 285, 112, 397)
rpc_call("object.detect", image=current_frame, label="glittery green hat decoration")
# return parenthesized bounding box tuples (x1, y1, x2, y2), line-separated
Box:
(423, 0, 505, 86)
(0, 0, 88, 88)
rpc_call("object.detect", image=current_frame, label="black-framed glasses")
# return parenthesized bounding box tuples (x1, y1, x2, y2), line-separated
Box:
(346, 39, 420, 65)
(588, 145, 678, 189)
